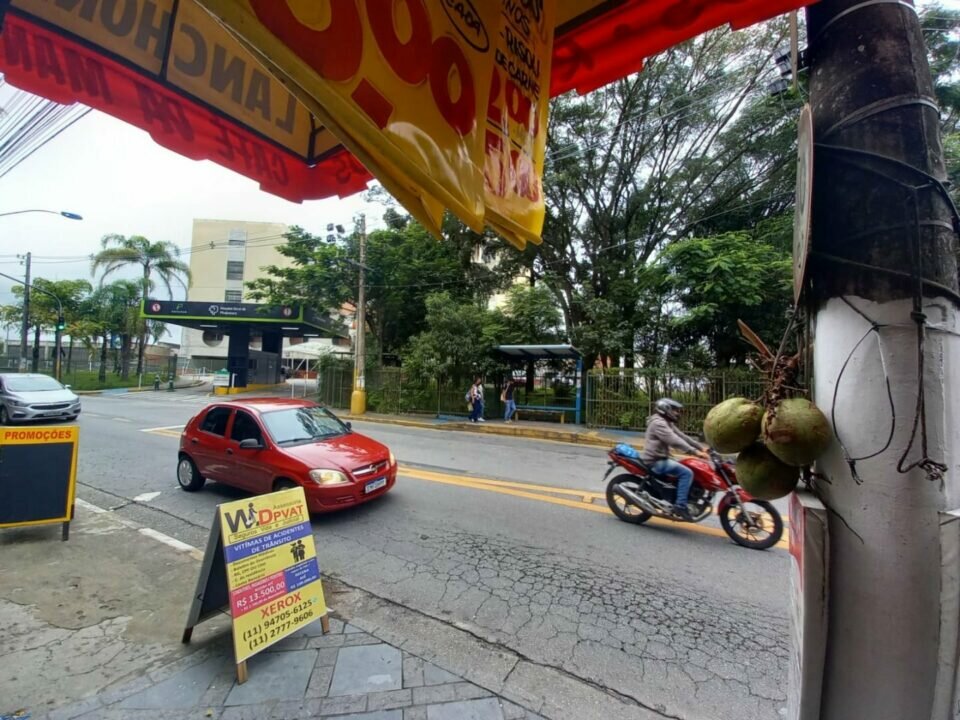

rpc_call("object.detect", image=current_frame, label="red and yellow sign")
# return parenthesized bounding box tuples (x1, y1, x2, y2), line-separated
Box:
(218, 487, 326, 664)
(195, 0, 553, 249)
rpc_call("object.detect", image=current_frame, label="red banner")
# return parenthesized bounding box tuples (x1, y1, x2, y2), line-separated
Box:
(0, 11, 371, 203)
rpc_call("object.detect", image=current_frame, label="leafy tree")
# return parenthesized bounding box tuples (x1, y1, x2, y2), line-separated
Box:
(659, 229, 792, 366)
(82, 280, 142, 381)
(402, 292, 502, 383)
(91, 234, 190, 376)
(248, 218, 508, 359)
(12, 278, 91, 372)
(497, 285, 563, 345)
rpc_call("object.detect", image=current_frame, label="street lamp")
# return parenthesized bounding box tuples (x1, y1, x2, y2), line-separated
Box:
(0, 209, 83, 220)
(0, 270, 64, 380)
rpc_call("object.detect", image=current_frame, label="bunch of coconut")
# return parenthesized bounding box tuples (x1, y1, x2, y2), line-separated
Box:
(702, 396, 831, 500)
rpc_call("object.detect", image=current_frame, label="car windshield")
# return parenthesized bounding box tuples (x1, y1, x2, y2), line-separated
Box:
(261, 406, 349, 444)
(5, 376, 65, 392)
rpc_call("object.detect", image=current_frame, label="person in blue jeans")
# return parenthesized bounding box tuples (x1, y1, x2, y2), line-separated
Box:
(468, 377, 485, 422)
(502, 379, 517, 423)
(640, 398, 709, 521)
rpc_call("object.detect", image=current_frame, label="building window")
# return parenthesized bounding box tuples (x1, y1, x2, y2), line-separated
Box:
(226, 261, 244, 280)
(224, 290, 242, 303)
(228, 229, 247, 247)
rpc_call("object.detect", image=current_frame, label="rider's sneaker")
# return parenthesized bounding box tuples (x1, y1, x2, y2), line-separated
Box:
(673, 505, 693, 521)
(478, 418, 486, 422)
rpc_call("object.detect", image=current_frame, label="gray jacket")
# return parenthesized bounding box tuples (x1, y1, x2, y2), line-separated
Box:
(641, 414, 702, 463)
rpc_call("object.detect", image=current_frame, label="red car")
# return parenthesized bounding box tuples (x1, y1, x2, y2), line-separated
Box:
(176, 398, 396, 512)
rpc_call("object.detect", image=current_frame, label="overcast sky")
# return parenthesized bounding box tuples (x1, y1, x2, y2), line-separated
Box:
(0, 0, 958, 314)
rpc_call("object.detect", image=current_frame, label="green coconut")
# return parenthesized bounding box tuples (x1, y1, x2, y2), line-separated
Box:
(762, 397, 831, 467)
(736, 443, 799, 500)
(703, 397, 763, 454)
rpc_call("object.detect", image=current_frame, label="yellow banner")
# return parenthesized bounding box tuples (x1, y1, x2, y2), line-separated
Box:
(196, 0, 551, 248)
(218, 488, 326, 664)
(484, 1, 555, 247)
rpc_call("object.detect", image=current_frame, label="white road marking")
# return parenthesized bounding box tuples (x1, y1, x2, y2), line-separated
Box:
(139, 527, 200, 555)
(112, 417, 132, 423)
(75, 497, 203, 559)
(140, 425, 186, 432)
(133, 491, 161, 502)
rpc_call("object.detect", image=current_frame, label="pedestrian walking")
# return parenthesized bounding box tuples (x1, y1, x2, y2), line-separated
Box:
(467, 377, 485, 422)
(501, 378, 517, 423)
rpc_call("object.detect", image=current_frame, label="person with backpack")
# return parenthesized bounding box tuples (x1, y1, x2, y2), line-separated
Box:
(466, 377, 485, 422)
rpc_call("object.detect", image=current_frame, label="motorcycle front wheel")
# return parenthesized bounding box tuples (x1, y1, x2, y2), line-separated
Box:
(606, 474, 653, 524)
(719, 499, 783, 550)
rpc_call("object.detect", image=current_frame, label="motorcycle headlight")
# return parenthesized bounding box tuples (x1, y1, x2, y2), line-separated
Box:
(309, 469, 348, 486)
(389, 451, 396, 467)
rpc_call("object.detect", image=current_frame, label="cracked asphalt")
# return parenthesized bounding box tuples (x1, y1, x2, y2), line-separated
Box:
(72, 391, 791, 720)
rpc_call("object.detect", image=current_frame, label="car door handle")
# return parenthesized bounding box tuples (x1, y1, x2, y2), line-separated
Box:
(190, 438, 198, 444)
(226, 448, 233, 455)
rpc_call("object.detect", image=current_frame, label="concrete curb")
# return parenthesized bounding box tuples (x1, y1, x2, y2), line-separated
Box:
(341, 413, 638, 449)
(75, 380, 206, 396)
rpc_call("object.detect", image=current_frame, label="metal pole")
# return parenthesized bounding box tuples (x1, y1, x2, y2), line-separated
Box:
(350, 214, 367, 415)
(19, 252, 30, 373)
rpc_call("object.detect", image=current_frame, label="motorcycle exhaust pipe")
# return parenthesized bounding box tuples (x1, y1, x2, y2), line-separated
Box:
(613, 484, 660, 515)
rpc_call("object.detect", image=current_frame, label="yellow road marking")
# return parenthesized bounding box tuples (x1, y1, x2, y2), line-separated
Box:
(399, 467, 788, 549)
(398, 466, 605, 500)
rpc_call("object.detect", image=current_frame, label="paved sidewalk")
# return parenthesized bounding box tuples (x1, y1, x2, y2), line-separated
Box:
(0, 506, 544, 720)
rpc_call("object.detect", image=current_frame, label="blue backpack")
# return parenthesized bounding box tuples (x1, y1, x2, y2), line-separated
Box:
(614, 443, 641, 460)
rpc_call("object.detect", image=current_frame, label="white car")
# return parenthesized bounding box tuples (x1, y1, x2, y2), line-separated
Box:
(0, 373, 81, 424)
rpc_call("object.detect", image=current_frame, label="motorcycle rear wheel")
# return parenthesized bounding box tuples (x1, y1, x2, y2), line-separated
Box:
(606, 474, 653, 524)
(719, 499, 783, 550)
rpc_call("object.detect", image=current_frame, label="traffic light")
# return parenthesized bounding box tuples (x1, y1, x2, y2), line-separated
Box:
(56, 315, 65, 331)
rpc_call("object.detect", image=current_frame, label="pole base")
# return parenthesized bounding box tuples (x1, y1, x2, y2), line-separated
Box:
(350, 389, 367, 415)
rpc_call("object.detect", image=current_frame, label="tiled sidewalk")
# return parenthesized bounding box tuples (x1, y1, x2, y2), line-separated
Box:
(39, 615, 544, 720)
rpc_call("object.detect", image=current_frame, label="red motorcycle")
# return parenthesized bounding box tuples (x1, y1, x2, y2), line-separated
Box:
(602, 446, 784, 550)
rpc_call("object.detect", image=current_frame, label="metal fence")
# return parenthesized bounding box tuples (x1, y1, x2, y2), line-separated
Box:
(584, 369, 764, 434)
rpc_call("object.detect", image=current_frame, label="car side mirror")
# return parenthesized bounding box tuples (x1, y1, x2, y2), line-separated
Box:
(65, 385, 72, 390)
(238, 438, 263, 450)
(344, 421, 352, 431)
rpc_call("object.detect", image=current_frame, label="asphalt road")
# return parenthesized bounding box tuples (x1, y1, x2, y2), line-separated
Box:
(72, 389, 791, 720)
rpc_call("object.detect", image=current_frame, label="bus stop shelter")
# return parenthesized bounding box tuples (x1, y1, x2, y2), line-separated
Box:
(143, 300, 347, 389)
(496, 345, 583, 424)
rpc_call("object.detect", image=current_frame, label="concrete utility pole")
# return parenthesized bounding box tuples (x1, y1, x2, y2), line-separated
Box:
(805, 1, 960, 718)
(19, 251, 30, 373)
(350, 214, 367, 415)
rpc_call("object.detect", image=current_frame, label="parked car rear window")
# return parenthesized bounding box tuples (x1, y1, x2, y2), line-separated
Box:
(261, 406, 348, 445)
(200, 407, 231, 436)
(5, 376, 64, 392)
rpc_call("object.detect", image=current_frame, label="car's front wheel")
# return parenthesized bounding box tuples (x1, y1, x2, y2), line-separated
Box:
(177, 454, 205, 492)
(0, 406, 10, 425)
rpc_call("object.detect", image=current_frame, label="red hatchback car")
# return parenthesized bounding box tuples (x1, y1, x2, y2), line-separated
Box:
(177, 399, 397, 512)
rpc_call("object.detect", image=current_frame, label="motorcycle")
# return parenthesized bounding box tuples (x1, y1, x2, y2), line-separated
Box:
(602, 446, 784, 550)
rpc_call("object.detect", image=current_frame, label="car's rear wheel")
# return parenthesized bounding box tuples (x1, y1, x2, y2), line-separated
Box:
(177, 455, 205, 492)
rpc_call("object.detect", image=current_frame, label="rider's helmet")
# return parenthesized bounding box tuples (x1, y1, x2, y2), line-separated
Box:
(654, 398, 684, 423)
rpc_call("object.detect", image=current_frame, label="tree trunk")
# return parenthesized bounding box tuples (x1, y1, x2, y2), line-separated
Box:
(98, 334, 107, 383)
(31, 324, 40, 373)
(798, 2, 960, 719)
(120, 334, 131, 381)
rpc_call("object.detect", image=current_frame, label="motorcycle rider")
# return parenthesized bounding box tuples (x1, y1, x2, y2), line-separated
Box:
(641, 398, 709, 521)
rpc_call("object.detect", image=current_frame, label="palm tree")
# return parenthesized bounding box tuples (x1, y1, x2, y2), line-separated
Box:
(91, 234, 191, 376)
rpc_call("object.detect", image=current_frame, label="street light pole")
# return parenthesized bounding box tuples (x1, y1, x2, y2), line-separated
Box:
(18, 252, 30, 373)
(0, 209, 83, 220)
(350, 214, 367, 416)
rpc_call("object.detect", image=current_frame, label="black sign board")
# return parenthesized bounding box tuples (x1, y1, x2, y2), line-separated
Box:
(144, 300, 300, 322)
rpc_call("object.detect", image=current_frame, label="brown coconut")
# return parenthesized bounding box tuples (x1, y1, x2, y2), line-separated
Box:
(703, 397, 763, 454)
(762, 398, 831, 467)
(736, 443, 799, 500)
